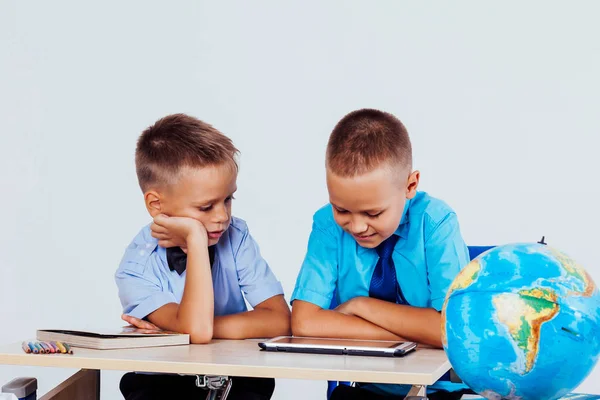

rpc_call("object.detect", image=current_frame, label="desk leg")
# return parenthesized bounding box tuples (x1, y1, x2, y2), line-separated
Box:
(39, 369, 100, 400)
(405, 384, 428, 400)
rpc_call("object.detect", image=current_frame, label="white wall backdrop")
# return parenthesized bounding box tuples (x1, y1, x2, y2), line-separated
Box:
(1, 1, 599, 398)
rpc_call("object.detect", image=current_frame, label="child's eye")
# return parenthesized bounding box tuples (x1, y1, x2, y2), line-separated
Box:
(367, 211, 383, 218)
(225, 195, 236, 203)
(334, 207, 348, 214)
(199, 205, 213, 212)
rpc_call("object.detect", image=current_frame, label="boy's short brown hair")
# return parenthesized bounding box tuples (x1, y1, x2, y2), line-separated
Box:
(326, 109, 412, 177)
(135, 113, 238, 192)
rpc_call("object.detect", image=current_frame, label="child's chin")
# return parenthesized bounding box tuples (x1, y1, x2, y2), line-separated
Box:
(359, 242, 379, 249)
(355, 238, 382, 249)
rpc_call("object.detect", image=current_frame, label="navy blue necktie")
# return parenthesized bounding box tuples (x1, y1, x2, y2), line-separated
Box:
(369, 234, 404, 304)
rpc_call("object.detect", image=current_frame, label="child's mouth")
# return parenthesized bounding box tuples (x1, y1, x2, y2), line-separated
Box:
(208, 230, 224, 240)
(353, 233, 376, 241)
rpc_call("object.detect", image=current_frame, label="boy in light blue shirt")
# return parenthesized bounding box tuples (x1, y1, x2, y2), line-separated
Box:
(115, 114, 290, 400)
(291, 109, 471, 400)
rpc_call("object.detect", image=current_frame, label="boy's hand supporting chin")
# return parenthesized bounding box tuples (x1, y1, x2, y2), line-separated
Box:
(151, 214, 208, 250)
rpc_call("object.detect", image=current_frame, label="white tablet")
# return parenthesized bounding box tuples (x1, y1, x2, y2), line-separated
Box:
(258, 336, 417, 357)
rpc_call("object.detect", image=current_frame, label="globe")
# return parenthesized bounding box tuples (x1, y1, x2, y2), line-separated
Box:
(442, 243, 600, 400)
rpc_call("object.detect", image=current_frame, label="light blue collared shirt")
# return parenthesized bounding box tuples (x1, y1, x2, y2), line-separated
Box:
(291, 191, 469, 396)
(115, 216, 284, 319)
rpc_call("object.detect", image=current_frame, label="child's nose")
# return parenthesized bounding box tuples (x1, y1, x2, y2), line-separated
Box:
(215, 211, 228, 223)
(349, 217, 368, 235)
(213, 205, 229, 223)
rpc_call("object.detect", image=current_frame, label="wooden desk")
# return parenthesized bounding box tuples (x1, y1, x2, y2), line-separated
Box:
(0, 340, 451, 399)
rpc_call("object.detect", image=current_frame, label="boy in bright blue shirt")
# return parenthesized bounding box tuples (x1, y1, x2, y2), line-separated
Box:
(115, 114, 290, 400)
(291, 109, 471, 400)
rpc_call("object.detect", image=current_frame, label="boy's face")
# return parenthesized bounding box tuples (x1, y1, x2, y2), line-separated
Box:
(326, 165, 419, 249)
(145, 163, 237, 246)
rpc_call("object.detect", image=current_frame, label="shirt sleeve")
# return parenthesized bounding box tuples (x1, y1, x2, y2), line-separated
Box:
(234, 226, 284, 308)
(115, 248, 177, 320)
(424, 212, 470, 311)
(290, 217, 339, 309)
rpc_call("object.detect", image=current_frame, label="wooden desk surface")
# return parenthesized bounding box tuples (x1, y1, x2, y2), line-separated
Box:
(0, 340, 451, 385)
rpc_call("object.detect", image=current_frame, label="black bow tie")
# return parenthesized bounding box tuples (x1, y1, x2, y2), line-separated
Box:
(166, 246, 215, 275)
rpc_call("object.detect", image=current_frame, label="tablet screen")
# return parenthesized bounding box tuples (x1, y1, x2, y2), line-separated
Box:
(269, 337, 404, 349)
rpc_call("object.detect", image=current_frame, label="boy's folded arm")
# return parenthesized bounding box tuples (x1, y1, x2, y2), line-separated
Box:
(145, 240, 215, 344)
(335, 210, 467, 348)
(213, 294, 291, 339)
(291, 300, 402, 341)
(343, 297, 442, 348)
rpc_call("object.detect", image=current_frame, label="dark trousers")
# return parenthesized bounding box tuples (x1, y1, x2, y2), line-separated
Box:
(330, 384, 472, 400)
(120, 372, 275, 400)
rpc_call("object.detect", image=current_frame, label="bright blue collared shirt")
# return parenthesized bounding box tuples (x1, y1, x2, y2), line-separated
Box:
(115, 216, 284, 319)
(291, 191, 469, 396)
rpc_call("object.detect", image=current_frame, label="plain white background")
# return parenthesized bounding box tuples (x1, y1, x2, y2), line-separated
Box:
(1, 1, 599, 398)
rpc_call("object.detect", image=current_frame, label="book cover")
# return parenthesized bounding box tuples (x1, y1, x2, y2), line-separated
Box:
(36, 328, 190, 350)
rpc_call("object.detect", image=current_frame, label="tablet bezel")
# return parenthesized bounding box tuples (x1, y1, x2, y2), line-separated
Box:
(258, 336, 417, 357)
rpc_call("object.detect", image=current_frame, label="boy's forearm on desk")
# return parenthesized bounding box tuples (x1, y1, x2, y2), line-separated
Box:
(213, 308, 291, 339)
(291, 301, 401, 340)
(148, 301, 214, 344)
(214, 295, 291, 339)
(350, 297, 443, 347)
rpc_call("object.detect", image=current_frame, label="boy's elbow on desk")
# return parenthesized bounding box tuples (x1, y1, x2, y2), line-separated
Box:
(275, 311, 292, 336)
(272, 305, 292, 336)
(182, 320, 214, 344)
(291, 307, 318, 337)
(291, 321, 310, 337)
(189, 327, 213, 344)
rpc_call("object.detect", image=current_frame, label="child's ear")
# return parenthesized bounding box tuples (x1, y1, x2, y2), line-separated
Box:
(144, 191, 162, 218)
(406, 170, 420, 199)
